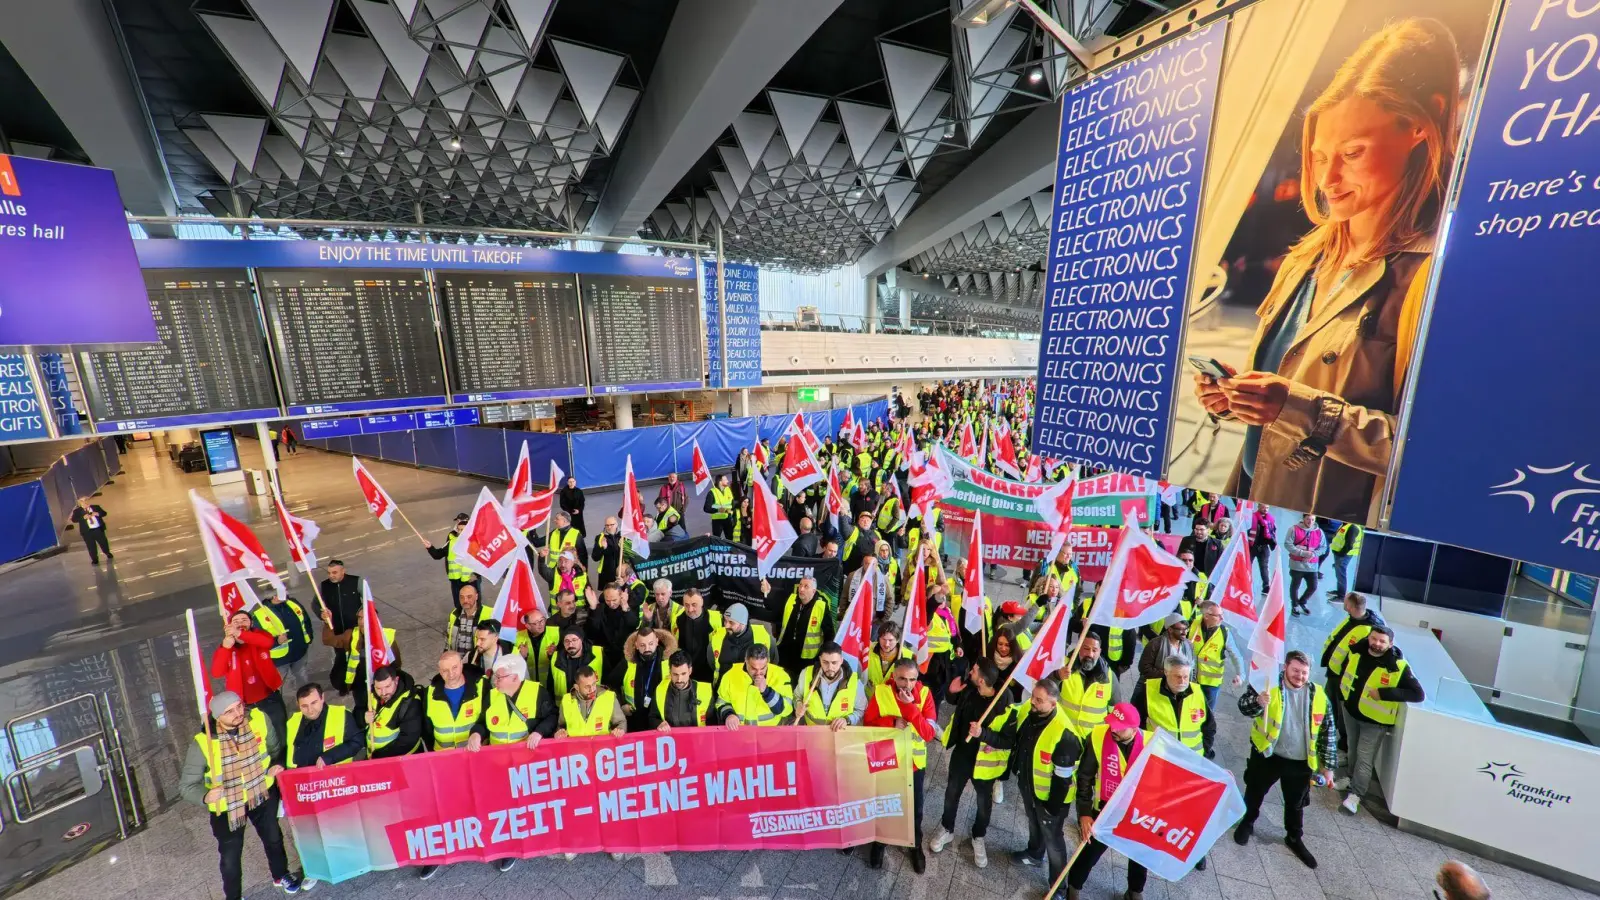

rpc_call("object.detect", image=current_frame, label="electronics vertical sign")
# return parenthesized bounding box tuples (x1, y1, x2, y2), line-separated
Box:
(1031, 22, 1225, 477)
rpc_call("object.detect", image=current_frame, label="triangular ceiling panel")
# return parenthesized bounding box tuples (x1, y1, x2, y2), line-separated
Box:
(549, 39, 624, 127)
(479, 26, 529, 112)
(199, 14, 286, 107)
(731, 111, 778, 172)
(593, 85, 638, 152)
(242, 0, 335, 87)
(200, 114, 266, 172)
(878, 42, 947, 132)
(351, 0, 429, 97)
(767, 91, 828, 159)
(323, 34, 387, 115)
(835, 101, 892, 167)
(505, 0, 556, 51)
(184, 127, 238, 182)
(425, 0, 491, 76)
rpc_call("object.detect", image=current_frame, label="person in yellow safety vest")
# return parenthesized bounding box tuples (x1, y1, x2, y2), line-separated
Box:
(1327, 521, 1365, 600)
(444, 583, 494, 654)
(921, 579, 957, 700)
(366, 664, 424, 758)
(469, 653, 556, 750)
(341, 623, 400, 721)
(875, 490, 905, 540)
(1026, 574, 1065, 617)
(556, 667, 627, 739)
(1336, 626, 1423, 816)
(708, 603, 773, 685)
(1319, 592, 1385, 756)
(773, 576, 836, 678)
(865, 620, 914, 688)
(651, 496, 687, 541)
(640, 579, 683, 633)
(541, 510, 582, 564)
(284, 683, 363, 769)
(179, 691, 304, 897)
(1133, 658, 1212, 817)
(1065, 703, 1155, 897)
(717, 645, 793, 726)
(251, 594, 316, 692)
(730, 496, 751, 545)
(1188, 600, 1246, 757)
(672, 588, 722, 683)
(423, 512, 481, 607)
(513, 606, 560, 686)
(1233, 650, 1337, 870)
(969, 677, 1080, 884)
(994, 601, 1032, 654)
(792, 642, 866, 729)
(620, 625, 676, 731)
(540, 549, 589, 597)
(929, 659, 1006, 868)
(1042, 545, 1079, 602)
(905, 511, 944, 561)
(1055, 630, 1114, 739)
(841, 510, 879, 574)
(859, 657, 937, 873)
(656, 650, 736, 730)
(549, 626, 605, 698)
(705, 474, 736, 540)
(422, 650, 486, 752)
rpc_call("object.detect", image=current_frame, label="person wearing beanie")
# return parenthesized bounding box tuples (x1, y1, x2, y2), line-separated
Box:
(1066, 703, 1155, 900)
(708, 602, 773, 687)
(550, 623, 604, 697)
(180, 691, 306, 898)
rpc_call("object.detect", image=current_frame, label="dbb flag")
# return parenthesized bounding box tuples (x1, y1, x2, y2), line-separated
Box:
(690, 439, 712, 495)
(352, 458, 399, 530)
(1087, 512, 1195, 631)
(491, 556, 546, 644)
(450, 487, 529, 583)
(1091, 730, 1246, 883)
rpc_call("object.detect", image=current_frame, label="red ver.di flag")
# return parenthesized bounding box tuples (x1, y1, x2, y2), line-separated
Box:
(1092, 730, 1245, 882)
(491, 557, 546, 644)
(836, 565, 876, 669)
(361, 581, 395, 686)
(690, 439, 712, 495)
(191, 489, 285, 599)
(450, 488, 530, 584)
(1088, 512, 1195, 631)
(1247, 563, 1288, 692)
(779, 432, 824, 494)
(1207, 523, 1259, 632)
(271, 486, 320, 573)
(1012, 601, 1071, 692)
(620, 455, 651, 559)
(353, 458, 399, 530)
(749, 463, 797, 578)
(505, 443, 558, 533)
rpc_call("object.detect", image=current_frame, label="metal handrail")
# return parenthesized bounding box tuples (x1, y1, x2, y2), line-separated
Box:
(3, 745, 106, 826)
(6, 693, 106, 768)
(2, 691, 134, 837)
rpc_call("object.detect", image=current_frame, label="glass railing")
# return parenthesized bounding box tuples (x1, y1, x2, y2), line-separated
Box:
(758, 308, 1040, 340)
(1435, 677, 1600, 747)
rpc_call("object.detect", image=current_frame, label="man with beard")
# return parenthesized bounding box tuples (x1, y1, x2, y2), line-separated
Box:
(930, 659, 1006, 868)
(671, 589, 722, 683)
(1057, 631, 1114, 740)
(591, 516, 624, 587)
(515, 607, 559, 686)
(365, 664, 424, 758)
(621, 625, 676, 731)
(550, 625, 605, 698)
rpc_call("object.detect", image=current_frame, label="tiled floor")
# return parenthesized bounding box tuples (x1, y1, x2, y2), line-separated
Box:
(3, 440, 1593, 900)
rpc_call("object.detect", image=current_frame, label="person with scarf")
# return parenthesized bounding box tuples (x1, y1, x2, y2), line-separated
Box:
(539, 549, 589, 597)
(621, 625, 676, 731)
(1066, 703, 1155, 900)
(180, 691, 305, 898)
(211, 610, 288, 754)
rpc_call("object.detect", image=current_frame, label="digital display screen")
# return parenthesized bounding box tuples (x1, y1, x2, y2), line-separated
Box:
(436, 271, 587, 402)
(200, 428, 241, 474)
(581, 274, 703, 393)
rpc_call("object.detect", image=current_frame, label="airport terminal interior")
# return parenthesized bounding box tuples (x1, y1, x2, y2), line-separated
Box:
(0, 0, 1597, 899)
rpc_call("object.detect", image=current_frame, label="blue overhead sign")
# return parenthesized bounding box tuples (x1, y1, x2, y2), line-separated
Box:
(704, 261, 762, 389)
(1390, 0, 1600, 576)
(134, 239, 697, 278)
(301, 406, 483, 439)
(0, 353, 82, 441)
(1030, 22, 1225, 476)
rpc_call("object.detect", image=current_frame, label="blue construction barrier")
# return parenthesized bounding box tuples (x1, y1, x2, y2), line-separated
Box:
(0, 437, 122, 566)
(307, 399, 888, 489)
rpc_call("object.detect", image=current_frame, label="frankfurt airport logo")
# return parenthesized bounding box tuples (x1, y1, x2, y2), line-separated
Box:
(1489, 463, 1600, 514)
(1475, 761, 1572, 810)
(665, 258, 694, 277)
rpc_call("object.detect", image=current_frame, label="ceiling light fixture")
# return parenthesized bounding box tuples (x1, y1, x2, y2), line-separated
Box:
(448, 137, 462, 150)
(955, 0, 1092, 70)
(1028, 68, 1044, 84)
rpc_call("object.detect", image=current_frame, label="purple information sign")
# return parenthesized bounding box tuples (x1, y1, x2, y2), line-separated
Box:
(0, 156, 155, 346)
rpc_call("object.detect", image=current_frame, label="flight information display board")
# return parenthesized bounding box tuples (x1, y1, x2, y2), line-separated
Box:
(78, 268, 280, 431)
(257, 268, 447, 416)
(581, 274, 703, 393)
(435, 271, 587, 402)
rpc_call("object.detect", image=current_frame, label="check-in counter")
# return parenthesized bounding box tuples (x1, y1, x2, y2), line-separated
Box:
(1378, 625, 1600, 892)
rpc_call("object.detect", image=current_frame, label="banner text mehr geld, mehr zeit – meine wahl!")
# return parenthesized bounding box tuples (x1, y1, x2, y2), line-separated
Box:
(1035, 25, 1221, 473)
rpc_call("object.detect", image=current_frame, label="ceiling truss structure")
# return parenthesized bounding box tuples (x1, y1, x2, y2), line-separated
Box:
(179, 0, 641, 231)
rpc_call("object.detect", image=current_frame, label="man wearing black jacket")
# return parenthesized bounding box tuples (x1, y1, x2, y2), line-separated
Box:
(591, 516, 623, 588)
(1176, 520, 1221, 578)
(70, 497, 113, 564)
(285, 684, 364, 769)
(584, 585, 637, 688)
(317, 560, 363, 693)
(366, 665, 424, 758)
(1320, 593, 1386, 753)
(929, 660, 1005, 868)
(978, 678, 1082, 888)
(1335, 626, 1424, 815)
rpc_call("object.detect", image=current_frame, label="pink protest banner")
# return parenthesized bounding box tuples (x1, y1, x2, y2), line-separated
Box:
(278, 727, 916, 883)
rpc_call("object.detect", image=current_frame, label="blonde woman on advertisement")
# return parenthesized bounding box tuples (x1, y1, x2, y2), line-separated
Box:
(1192, 19, 1461, 522)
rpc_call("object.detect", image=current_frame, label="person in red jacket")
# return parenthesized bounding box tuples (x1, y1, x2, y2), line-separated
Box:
(862, 657, 936, 873)
(211, 609, 287, 758)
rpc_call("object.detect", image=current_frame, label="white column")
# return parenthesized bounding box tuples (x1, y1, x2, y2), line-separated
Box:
(614, 397, 634, 430)
(739, 389, 750, 418)
(255, 421, 279, 490)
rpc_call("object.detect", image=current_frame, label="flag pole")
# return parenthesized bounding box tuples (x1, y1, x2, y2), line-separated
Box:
(362, 590, 375, 696)
(1042, 835, 1094, 900)
(393, 505, 428, 546)
(186, 608, 213, 741)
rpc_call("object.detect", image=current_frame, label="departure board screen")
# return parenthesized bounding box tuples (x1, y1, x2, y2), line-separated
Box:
(257, 268, 447, 416)
(436, 271, 587, 402)
(78, 269, 280, 431)
(580, 274, 703, 393)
